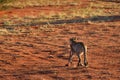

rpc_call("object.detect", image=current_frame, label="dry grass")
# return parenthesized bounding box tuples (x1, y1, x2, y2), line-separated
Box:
(0, 0, 79, 9)
(0, 0, 120, 26)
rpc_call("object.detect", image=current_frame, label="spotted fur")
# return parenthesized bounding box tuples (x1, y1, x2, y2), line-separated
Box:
(66, 38, 88, 67)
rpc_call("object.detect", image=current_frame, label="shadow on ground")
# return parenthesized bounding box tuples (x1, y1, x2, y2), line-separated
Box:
(100, 0, 120, 3)
(1, 15, 120, 27)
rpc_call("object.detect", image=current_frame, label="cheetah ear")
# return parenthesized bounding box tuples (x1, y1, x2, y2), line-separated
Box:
(71, 37, 76, 40)
(72, 37, 76, 40)
(76, 37, 79, 40)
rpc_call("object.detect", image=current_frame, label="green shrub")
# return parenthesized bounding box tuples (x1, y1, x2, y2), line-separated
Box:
(0, 0, 14, 3)
(0, 0, 16, 10)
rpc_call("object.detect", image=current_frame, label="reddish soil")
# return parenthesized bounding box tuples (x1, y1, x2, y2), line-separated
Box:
(0, 2, 89, 18)
(0, 21, 120, 80)
(0, 1, 120, 80)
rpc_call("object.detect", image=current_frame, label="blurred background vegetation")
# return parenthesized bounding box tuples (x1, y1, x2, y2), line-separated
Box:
(0, 0, 120, 10)
(0, 0, 79, 10)
(0, 0, 15, 3)
(0, 0, 119, 26)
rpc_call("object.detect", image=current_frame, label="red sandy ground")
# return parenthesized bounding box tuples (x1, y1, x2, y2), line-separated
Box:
(0, 1, 120, 80)
(0, 0, 89, 18)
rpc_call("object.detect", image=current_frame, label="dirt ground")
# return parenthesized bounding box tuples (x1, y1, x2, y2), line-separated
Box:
(0, 1, 120, 80)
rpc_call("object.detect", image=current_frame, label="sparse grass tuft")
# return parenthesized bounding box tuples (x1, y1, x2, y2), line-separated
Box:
(0, 0, 80, 10)
(0, 0, 120, 26)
